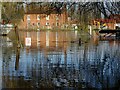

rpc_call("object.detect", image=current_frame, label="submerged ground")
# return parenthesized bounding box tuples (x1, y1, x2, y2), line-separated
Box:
(0, 30, 120, 89)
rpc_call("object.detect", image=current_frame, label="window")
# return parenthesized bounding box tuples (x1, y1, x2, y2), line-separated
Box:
(46, 15, 50, 20)
(56, 22, 59, 26)
(46, 22, 49, 26)
(27, 15, 30, 20)
(27, 20, 30, 26)
(27, 21, 31, 29)
(37, 22, 40, 27)
(37, 15, 40, 20)
(56, 15, 59, 20)
(68, 17, 71, 21)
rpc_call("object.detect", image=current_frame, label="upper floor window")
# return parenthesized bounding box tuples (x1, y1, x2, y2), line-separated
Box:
(37, 15, 40, 20)
(56, 14, 59, 20)
(68, 17, 71, 21)
(46, 15, 50, 20)
(56, 16, 59, 20)
(27, 15, 30, 20)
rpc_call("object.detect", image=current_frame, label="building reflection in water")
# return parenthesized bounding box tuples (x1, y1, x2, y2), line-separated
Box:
(37, 31, 40, 47)
(2, 31, 120, 89)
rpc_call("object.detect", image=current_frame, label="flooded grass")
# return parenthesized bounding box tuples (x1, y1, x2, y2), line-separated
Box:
(1, 30, 120, 89)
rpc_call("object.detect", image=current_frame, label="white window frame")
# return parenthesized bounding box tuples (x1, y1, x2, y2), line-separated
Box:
(46, 15, 50, 20)
(56, 22, 59, 26)
(27, 15, 30, 20)
(37, 22, 40, 27)
(27, 20, 30, 26)
(37, 15, 40, 20)
(46, 22, 49, 26)
(68, 17, 71, 21)
(56, 15, 59, 20)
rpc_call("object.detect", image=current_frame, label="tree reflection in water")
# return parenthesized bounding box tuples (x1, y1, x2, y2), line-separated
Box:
(2, 31, 120, 89)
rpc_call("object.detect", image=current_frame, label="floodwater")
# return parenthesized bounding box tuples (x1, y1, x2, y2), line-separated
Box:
(0, 30, 120, 89)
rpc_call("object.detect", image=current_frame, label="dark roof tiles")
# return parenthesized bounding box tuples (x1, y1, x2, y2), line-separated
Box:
(25, 7, 65, 15)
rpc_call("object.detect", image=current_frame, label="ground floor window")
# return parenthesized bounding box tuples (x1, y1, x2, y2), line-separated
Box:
(46, 22, 50, 26)
(56, 22, 59, 26)
(37, 22, 40, 27)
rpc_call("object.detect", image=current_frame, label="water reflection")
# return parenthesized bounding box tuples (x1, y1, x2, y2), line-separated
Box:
(15, 47, 20, 70)
(2, 30, 120, 89)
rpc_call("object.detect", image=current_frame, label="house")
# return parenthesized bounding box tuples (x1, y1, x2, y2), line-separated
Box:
(19, 6, 68, 30)
(92, 18, 116, 30)
(92, 14, 120, 30)
(109, 14, 120, 29)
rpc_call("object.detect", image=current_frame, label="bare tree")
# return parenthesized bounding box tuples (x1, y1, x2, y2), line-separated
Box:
(2, 2, 120, 26)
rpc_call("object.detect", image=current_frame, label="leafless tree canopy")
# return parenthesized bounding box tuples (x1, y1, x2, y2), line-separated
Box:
(1, 2, 120, 24)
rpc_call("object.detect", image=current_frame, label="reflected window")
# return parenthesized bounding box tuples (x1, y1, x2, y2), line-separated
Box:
(27, 15, 30, 20)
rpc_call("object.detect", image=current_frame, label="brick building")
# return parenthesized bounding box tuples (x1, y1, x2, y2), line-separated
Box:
(19, 6, 68, 29)
(92, 19, 116, 30)
(92, 14, 120, 30)
(109, 14, 120, 28)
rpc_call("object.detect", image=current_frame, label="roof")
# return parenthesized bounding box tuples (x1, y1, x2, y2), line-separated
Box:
(25, 6, 66, 15)
(93, 19, 116, 23)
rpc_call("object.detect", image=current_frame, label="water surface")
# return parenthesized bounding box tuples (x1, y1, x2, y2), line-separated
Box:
(1, 30, 120, 89)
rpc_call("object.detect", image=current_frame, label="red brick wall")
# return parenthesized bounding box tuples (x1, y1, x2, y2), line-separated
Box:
(92, 19, 116, 29)
(19, 12, 68, 29)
